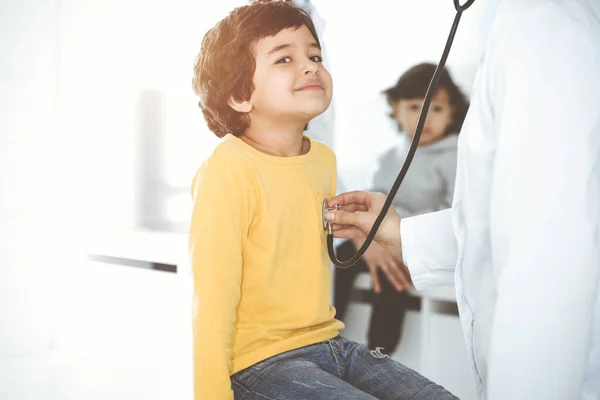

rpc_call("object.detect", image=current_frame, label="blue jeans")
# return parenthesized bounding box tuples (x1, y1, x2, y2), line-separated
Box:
(231, 336, 458, 399)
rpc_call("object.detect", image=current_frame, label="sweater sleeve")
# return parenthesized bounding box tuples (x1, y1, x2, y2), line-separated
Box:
(437, 148, 458, 210)
(371, 147, 397, 192)
(188, 148, 257, 400)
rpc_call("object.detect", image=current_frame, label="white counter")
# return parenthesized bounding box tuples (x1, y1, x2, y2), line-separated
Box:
(86, 229, 189, 273)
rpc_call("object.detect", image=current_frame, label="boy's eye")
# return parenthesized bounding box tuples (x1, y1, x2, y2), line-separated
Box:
(432, 105, 444, 112)
(310, 55, 323, 63)
(276, 56, 292, 64)
(408, 104, 421, 111)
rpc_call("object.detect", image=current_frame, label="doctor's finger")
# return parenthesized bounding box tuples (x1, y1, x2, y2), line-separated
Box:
(368, 265, 382, 294)
(328, 191, 379, 209)
(391, 263, 411, 291)
(325, 210, 375, 233)
(337, 204, 369, 213)
(325, 210, 357, 226)
(381, 262, 405, 292)
(331, 223, 355, 231)
(330, 226, 366, 239)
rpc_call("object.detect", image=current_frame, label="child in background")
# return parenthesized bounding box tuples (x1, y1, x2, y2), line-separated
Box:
(334, 63, 469, 356)
(190, 2, 458, 399)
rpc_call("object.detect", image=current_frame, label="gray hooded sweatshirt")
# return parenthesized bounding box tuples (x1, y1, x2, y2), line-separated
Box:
(371, 134, 458, 218)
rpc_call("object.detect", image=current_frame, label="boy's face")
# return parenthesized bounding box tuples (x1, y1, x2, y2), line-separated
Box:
(248, 25, 332, 125)
(391, 88, 454, 146)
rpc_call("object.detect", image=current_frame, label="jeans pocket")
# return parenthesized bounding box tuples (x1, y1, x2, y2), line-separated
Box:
(233, 352, 286, 386)
(232, 361, 264, 384)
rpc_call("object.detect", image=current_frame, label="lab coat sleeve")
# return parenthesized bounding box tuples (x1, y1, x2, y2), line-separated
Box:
(400, 208, 457, 290)
(485, 13, 600, 399)
(188, 149, 256, 400)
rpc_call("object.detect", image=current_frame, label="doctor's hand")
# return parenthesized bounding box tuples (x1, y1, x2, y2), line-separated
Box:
(353, 237, 411, 293)
(326, 191, 402, 255)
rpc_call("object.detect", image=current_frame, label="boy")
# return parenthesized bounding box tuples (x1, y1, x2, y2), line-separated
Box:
(189, 1, 458, 399)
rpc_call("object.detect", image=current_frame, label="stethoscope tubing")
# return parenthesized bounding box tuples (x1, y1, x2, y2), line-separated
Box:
(327, 0, 476, 268)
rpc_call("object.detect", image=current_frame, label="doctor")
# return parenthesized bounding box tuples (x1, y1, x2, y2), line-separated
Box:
(326, 0, 600, 399)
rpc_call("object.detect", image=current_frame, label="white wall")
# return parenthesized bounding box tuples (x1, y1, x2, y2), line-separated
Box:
(58, 0, 246, 233)
(0, 0, 61, 357)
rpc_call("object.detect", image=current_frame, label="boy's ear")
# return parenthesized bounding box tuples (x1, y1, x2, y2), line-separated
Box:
(228, 96, 253, 113)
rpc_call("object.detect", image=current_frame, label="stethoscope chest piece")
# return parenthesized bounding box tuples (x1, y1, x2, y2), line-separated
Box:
(322, 199, 340, 234)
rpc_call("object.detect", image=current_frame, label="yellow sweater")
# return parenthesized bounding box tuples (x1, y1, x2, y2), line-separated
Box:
(189, 134, 344, 399)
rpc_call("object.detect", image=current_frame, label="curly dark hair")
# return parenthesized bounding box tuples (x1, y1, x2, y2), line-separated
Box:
(192, 0, 320, 138)
(383, 63, 470, 135)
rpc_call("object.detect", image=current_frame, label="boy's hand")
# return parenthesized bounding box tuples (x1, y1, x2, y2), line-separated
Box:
(326, 191, 402, 255)
(353, 238, 412, 293)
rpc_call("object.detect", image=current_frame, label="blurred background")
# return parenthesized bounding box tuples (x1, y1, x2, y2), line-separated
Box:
(0, 0, 492, 398)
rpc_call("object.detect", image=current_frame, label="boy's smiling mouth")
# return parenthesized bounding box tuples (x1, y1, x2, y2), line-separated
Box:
(295, 80, 323, 91)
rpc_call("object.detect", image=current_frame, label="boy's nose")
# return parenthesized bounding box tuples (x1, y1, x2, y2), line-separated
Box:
(302, 61, 319, 75)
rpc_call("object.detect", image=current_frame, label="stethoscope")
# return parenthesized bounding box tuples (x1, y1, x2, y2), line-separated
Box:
(324, 0, 476, 268)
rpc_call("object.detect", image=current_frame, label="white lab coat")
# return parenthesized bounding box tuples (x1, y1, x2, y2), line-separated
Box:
(400, 1, 600, 399)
